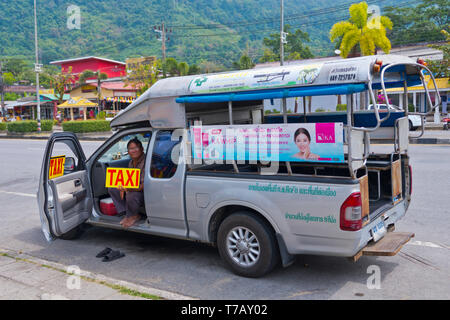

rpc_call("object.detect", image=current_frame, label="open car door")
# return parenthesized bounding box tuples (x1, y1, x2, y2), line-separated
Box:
(37, 132, 92, 241)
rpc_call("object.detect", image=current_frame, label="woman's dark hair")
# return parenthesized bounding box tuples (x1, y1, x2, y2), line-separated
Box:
(127, 137, 143, 150)
(294, 128, 311, 142)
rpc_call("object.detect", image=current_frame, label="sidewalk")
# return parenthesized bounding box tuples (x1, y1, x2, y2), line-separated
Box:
(0, 248, 193, 300)
(0, 130, 113, 141)
(409, 129, 450, 144)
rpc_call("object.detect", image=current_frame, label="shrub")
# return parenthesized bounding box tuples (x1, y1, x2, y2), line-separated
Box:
(336, 104, 347, 111)
(96, 111, 106, 120)
(41, 120, 54, 131)
(62, 120, 111, 133)
(408, 103, 415, 112)
(0, 122, 6, 131)
(7, 120, 54, 132)
(315, 108, 326, 112)
(7, 121, 38, 132)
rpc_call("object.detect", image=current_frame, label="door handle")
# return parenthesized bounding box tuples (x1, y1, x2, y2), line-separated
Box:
(74, 179, 81, 187)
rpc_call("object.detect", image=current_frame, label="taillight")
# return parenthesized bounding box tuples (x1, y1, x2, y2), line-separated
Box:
(340, 192, 362, 231)
(372, 59, 383, 73)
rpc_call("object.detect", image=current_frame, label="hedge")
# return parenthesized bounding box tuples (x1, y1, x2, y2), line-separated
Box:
(0, 122, 6, 131)
(336, 104, 347, 111)
(62, 120, 111, 133)
(7, 120, 54, 133)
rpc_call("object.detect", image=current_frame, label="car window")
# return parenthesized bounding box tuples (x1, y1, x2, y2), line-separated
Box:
(150, 131, 182, 179)
(98, 132, 151, 164)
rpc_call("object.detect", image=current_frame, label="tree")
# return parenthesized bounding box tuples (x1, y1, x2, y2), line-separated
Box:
(162, 58, 179, 77)
(262, 24, 313, 61)
(427, 30, 450, 79)
(188, 64, 201, 75)
(4, 58, 29, 78)
(330, 1, 393, 58)
(385, 0, 449, 46)
(49, 67, 75, 104)
(199, 61, 224, 74)
(2, 72, 15, 85)
(178, 62, 189, 76)
(79, 70, 108, 107)
(259, 49, 278, 63)
(125, 60, 159, 95)
(233, 54, 255, 70)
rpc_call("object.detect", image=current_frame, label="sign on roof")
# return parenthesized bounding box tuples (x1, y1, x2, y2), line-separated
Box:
(188, 64, 323, 94)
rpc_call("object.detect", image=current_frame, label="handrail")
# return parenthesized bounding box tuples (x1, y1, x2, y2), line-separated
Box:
(350, 67, 383, 132)
(380, 62, 442, 139)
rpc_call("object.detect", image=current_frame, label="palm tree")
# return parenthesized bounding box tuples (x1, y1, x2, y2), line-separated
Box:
(330, 1, 393, 58)
(79, 70, 108, 109)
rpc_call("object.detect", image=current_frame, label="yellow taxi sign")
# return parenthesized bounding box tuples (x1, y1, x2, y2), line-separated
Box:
(49, 155, 66, 180)
(105, 168, 140, 189)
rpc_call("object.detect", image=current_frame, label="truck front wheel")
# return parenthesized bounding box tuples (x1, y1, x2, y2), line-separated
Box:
(217, 212, 279, 278)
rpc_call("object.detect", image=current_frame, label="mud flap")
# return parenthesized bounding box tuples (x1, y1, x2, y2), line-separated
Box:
(276, 233, 296, 268)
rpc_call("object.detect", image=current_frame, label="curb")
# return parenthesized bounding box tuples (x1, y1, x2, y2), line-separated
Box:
(0, 247, 195, 300)
(409, 138, 450, 144)
(0, 134, 111, 141)
(371, 138, 450, 145)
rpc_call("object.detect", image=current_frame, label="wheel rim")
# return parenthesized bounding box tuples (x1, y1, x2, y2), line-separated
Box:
(226, 226, 260, 267)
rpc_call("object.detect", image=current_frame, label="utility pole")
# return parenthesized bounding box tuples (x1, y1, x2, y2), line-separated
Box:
(34, 0, 42, 132)
(280, 0, 288, 123)
(0, 61, 5, 120)
(280, 0, 285, 67)
(154, 23, 172, 61)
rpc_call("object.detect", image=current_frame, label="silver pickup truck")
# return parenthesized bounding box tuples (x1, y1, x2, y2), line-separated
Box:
(37, 54, 441, 277)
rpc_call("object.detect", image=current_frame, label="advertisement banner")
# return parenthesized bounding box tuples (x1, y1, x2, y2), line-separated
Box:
(105, 168, 141, 189)
(188, 64, 323, 94)
(190, 123, 344, 163)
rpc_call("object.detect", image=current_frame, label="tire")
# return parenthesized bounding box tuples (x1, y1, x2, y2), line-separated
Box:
(409, 120, 413, 131)
(217, 211, 279, 278)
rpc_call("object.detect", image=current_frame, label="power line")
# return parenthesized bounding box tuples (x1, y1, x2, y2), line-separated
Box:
(170, 0, 422, 38)
(167, 0, 392, 30)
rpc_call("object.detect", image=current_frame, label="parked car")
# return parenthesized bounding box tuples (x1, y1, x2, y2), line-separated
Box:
(367, 104, 424, 130)
(38, 54, 441, 277)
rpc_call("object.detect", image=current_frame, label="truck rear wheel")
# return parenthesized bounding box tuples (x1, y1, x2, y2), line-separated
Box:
(217, 211, 279, 278)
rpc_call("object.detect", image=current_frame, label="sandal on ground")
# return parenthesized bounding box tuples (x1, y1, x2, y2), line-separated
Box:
(102, 250, 125, 262)
(96, 247, 112, 258)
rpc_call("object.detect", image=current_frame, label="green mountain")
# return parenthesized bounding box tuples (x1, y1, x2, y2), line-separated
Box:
(0, 0, 424, 67)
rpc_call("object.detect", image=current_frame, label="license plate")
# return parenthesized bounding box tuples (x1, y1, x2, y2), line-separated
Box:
(371, 220, 387, 242)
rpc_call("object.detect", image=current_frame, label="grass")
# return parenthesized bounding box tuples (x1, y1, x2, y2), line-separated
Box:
(0, 251, 162, 300)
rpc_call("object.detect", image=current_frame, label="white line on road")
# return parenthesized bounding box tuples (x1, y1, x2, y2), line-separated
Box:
(0, 190, 36, 198)
(407, 240, 447, 249)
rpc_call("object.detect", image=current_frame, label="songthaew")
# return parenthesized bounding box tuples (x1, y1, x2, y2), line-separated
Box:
(37, 54, 440, 277)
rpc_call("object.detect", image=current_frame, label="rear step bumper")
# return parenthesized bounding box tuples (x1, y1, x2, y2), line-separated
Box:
(351, 231, 415, 262)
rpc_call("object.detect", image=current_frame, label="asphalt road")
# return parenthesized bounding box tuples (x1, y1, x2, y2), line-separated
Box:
(0, 139, 449, 299)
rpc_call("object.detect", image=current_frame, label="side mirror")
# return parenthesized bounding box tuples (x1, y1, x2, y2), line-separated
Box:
(64, 157, 76, 172)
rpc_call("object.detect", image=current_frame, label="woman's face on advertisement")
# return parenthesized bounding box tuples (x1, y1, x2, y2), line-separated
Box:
(295, 133, 310, 153)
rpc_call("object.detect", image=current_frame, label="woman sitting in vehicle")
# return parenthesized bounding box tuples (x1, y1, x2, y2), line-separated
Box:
(108, 138, 146, 228)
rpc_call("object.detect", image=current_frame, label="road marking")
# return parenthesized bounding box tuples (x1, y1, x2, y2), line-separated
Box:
(0, 190, 36, 198)
(406, 240, 446, 249)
